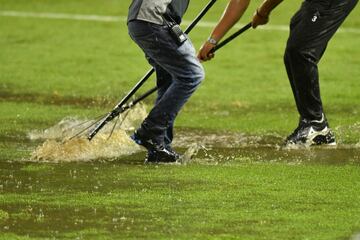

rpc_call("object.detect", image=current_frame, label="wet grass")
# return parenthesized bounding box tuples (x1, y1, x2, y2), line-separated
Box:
(1, 0, 360, 239)
(1, 160, 360, 239)
(0, 90, 116, 108)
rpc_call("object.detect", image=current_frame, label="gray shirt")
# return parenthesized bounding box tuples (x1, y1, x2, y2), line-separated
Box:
(128, 0, 190, 25)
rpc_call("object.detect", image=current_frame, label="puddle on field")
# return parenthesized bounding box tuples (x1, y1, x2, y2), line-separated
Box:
(26, 109, 360, 164)
(182, 145, 360, 165)
(2, 125, 360, 238)
(173, 128, 360, 165)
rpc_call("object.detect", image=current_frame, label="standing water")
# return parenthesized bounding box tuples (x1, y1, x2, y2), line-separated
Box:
(28, 106, 360, 164)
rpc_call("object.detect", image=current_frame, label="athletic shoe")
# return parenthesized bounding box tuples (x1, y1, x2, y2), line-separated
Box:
(145, 147, 180, 163)
(131, 131, 179, 163)
(285, 115, 336, 146)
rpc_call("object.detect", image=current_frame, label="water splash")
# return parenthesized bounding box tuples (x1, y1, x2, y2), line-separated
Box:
(335, 122, 360, 145)
(29, 105, 147, 162)
(28, 111, 360, 163)
(31, 131, 140, 162)
(28, 104, 147, 140)
(350, 232, 360, 240)
(179, 143, 206, 164)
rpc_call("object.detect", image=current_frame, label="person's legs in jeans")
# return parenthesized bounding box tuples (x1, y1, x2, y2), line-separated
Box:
(128, 20, 204, 151)
(147, 59, 175, 148)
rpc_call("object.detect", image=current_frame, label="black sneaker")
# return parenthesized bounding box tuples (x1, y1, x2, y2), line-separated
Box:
(145, 148, 180, 163)
(145, 150, 157, 163)
(165, 146, 181, 159)
(285, 115, 336, 146)
(131, 131, 179, 163)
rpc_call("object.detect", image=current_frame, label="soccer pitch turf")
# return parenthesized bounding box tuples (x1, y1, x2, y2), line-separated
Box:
(1, 0, 360, 239)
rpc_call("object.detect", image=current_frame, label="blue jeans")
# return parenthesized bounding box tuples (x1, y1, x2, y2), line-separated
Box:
(128, 20, 205, 147)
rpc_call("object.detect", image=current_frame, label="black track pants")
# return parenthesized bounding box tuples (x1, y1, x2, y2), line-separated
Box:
(284, 0, 358, 120)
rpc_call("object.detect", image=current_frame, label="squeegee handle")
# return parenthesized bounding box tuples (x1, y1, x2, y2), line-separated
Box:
(87, 68, 155, 140)
(213, 22, 252, 53)
(184, 0, 217, 34)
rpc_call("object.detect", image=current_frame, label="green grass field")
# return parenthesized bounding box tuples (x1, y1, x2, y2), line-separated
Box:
(1, 0, 360, 239)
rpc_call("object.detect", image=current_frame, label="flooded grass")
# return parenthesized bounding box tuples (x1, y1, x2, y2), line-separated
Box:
(1, 159, 360, 239)
(1, 1, 360, 237)
(1, 98, 360, 239)
(1, 118, 360, 239)
(4, 114, 351, 165)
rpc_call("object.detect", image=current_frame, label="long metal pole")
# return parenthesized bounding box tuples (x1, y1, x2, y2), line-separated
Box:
(213, 23, 252, 52)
